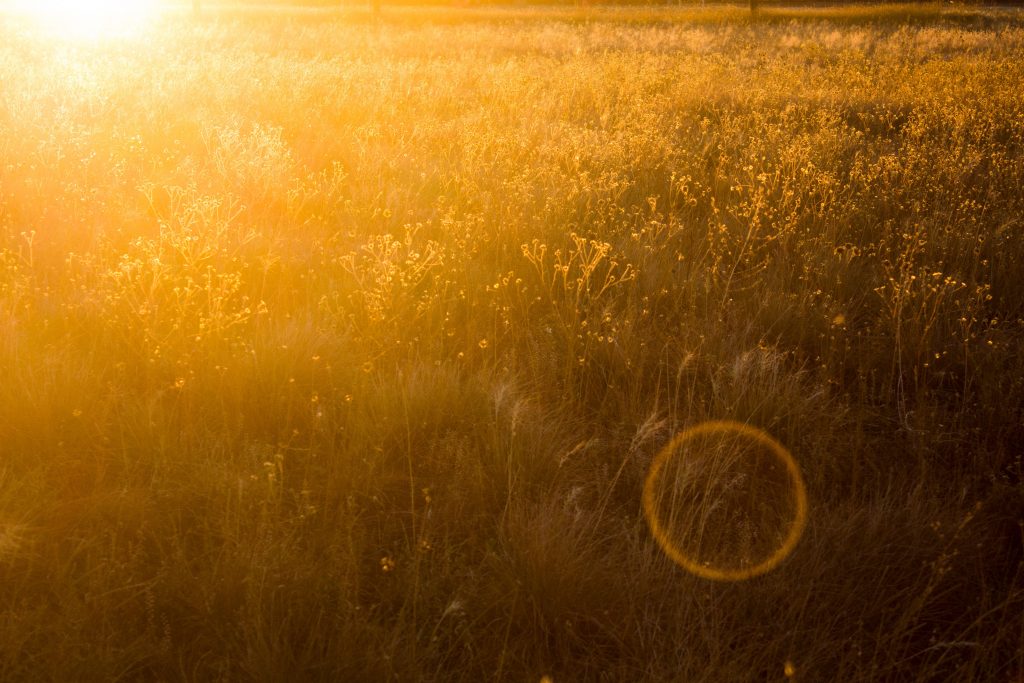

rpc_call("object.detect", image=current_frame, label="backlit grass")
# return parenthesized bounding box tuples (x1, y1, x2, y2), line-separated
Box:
(1, 5, 1022, 680)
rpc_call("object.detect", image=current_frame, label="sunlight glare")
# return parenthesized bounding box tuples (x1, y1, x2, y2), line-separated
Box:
(12, 0, 159, 41)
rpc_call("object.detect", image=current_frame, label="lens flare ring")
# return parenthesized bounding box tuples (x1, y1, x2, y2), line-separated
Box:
(642, 420, 808, 581)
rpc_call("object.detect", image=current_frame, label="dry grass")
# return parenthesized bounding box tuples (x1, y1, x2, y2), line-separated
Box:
(0, 4, 1022, 680)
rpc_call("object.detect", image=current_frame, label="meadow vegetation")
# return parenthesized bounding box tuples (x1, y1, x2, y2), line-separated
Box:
(0, 5, 1022, 680)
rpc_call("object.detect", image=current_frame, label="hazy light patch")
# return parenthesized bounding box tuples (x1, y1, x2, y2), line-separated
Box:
(9, 0, 160, 41)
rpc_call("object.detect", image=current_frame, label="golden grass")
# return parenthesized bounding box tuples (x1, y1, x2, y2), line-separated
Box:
(0, 4, 1022, 680)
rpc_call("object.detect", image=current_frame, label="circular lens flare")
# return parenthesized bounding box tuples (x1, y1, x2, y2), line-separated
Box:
(642, 420, 808, 581)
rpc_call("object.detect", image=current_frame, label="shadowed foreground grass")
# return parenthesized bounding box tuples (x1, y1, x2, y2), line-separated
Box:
(0, 5, 1022, 680)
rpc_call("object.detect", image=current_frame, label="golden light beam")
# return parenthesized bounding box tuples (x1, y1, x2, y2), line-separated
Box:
(10, 0, 159, 41)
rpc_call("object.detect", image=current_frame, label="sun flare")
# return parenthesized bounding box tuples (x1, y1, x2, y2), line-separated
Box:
(12, 0, 159, 41)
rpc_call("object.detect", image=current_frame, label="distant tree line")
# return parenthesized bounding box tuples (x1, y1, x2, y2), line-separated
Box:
(188, 0, 1024, 15)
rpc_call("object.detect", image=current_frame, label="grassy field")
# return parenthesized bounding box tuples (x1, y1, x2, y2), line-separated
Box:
(1, 4, 1023, 680)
